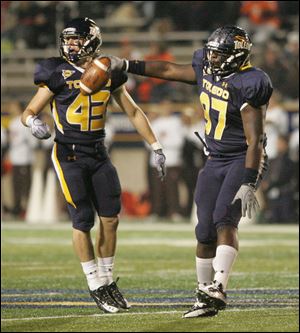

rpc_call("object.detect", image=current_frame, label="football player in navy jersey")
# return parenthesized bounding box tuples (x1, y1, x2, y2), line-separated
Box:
(109, 25, 273, 318)
(21, 17, 166, 314)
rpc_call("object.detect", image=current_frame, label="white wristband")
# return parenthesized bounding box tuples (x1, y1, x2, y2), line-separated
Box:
(151, 142, 162, 151)
(25, 115, 34, 127)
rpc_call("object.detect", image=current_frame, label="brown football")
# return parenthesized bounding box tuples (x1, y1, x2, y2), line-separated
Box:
(80, 57, 111, 95)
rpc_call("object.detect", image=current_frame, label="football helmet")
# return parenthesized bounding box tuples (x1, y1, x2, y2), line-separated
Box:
(60, 17, 102, 63)
(204, 25, 252, 77)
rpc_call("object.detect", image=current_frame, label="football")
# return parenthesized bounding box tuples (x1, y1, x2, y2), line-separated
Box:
(80, 57, 111, 95)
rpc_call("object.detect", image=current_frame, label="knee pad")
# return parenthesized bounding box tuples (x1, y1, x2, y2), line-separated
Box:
(195, 222, 217, 244)
(72, 211, 95, 232)
(213, 200, 241, 230)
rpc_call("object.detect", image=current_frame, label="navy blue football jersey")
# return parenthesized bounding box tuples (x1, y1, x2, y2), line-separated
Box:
(34, 57, 127, 144)
(192, 49, 273, 156)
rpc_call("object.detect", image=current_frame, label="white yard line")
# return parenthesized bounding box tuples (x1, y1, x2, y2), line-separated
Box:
(2, 222, 298, 234)
(2, 237, 298, 247)
(2, 307, 297, 322)
(1, 311, 180, 322)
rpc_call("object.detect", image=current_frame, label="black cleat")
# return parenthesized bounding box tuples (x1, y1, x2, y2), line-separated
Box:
(198, 281, 227, 310)
(106, 278, 131, 310)
(183, 301, 218, 318)
(183, 286, 218, 318)
(89, 286, 119, 313)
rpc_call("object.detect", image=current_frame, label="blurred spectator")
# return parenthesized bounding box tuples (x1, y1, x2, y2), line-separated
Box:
(148, 100, 184, 221)
(280, 31, 299, 101)
(117, 39, 142, 97)
(78, 1, 107, 19)
(2, 1, 73, 49)
(289, 115, 299, 162)
(30, 1, 62, 49)
(105, 1, 141, 32)
(152, 1, 239, 32)
(38, 111, 55, 182)
(289, 121, 299, 221)
(7, 101, 38, 218)
(37, 110, 70, 220)
(137, 41, 175, 103)
(261, 135, 298, 223)
(259, 43, 288, 99)
(1, 125, 9, 176)
(10, 1, 44, 49)
(265, 90, 289, 161)
(238, 1, 281, 43)
(1, 1, 17, 52)
(278, 1, 299, 30)
(144, 108, 159, 214)
(180, 106, 206, 218)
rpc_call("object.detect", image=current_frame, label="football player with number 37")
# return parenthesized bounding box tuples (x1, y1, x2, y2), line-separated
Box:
(21, 17, 166, 314)
(108, 25, 273, 318)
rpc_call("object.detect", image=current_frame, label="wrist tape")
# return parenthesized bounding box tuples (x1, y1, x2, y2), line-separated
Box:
(126, 60, 146, 75)
(151, 142, 162, 151)
(242, 168, 258, 185)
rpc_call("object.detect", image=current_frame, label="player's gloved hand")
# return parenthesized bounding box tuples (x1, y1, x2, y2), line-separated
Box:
(100, 55, 126, 71)
(231, 184, 259, 219)
(154, 149, 166, 181)
(26, 115, 51, 140)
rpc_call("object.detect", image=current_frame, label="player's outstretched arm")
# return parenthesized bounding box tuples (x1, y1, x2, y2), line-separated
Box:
(108, 55, 197, 84)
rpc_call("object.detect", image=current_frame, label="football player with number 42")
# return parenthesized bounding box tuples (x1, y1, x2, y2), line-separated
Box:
(107, 25, 273, 318)
(21, 17, 166, 314)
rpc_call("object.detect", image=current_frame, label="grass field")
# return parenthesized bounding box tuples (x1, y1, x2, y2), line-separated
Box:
(1, 220, 299, 332)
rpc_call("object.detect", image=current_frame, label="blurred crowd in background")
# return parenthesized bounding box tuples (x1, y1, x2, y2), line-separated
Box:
(1, 1, 299, 224)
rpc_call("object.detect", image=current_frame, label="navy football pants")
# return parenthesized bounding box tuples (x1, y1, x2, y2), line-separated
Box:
(51, 143, 121, 231)
(195, 155, 245, 244)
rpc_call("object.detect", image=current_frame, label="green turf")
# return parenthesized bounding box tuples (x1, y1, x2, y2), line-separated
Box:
(1, 221, 299, 332)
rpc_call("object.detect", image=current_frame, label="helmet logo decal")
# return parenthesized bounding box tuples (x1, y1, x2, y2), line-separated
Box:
(63, 27, 77, 34)
(234, 36, 251, 50)
(207, 41, 220, 48)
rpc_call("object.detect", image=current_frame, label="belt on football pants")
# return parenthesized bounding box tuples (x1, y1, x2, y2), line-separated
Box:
(66, 140, 105, 155)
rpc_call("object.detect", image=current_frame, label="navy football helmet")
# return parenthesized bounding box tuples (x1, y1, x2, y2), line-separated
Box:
(60, 17, 102, 63)
(204, 25, 252, 77)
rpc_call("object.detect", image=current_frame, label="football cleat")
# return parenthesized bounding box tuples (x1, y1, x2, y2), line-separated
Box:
(106, 278, 131, 310)
(198, 281, 227, 310)
(183, 301, 218, 318)
(89, 286, 119, 313)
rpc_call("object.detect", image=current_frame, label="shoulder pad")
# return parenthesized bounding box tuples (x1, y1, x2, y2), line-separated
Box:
(239, 68, 273, 108)
(34, 57, 65, 86)
(192, 49, 204, 69)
